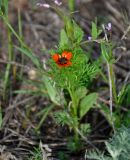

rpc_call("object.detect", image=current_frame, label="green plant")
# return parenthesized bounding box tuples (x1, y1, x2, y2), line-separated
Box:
(51, 26, 98, 149)
(43, 3, 99, 150)
(28, 147, 43, 160)
(99, 24, 130, 129)
(81, 21, 130, 130)
(86, 126, 130, 160)
(35, 0, 100, 151)
(1, 0, 129, 156)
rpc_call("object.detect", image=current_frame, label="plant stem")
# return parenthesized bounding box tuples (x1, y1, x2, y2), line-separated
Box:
(68, 87, 77, 117)
(109, 63, 118, 103)
(102, 24, 117, 131)
(68, 87, 79, 143)
(107, 62, 115, 132)
(68, 0, 75, 12)
(3, 27, 13, 100)
(107, 63, 113, 117)
(18, 8, 24, 77)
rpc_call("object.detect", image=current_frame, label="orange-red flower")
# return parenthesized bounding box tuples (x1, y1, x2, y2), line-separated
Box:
(52, 51, 72, 67)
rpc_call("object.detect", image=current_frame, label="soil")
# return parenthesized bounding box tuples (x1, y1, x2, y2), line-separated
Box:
(0, 0, 130, 159)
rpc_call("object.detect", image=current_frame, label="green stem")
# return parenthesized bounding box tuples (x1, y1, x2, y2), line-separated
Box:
(68, 0, 75, 12)
(68, 87, 77, 117)
(68, 87, 79, 143)
(109, 63, 118, 104)
(107, 62, 115, 131)
(18, 8, 24, 77)
(18, 9, 22, 38)
(3, 27, 13, 99)
(109, 63, 121, 127)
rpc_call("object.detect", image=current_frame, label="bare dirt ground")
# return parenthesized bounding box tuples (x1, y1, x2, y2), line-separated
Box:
(0, 0, 130, 159)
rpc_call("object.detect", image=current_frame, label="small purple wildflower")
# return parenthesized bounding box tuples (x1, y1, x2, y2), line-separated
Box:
(36, 3, 50, 8)
(54, 0, 62, 6)
(106, 23, 112, 31)
(88, 36, 92, 40)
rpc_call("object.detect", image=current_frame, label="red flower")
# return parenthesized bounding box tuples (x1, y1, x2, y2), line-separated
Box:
(52, 51, 72, 67)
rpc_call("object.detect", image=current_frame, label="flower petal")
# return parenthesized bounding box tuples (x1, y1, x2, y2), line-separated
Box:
(64, 61, 72, 66)
(52, 54, 59, 62)
(62, 51, 72, 60)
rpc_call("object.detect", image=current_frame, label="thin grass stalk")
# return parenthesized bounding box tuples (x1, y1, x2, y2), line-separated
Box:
(18, 8, 24, 77)
(3, 27, 13, 100)
(107, 62, 115, 132)
(102, 24, 117, 131)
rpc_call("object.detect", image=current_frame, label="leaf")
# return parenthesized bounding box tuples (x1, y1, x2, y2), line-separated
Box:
(42, 75, 62, 106)
(75, 86, 88, 105)
(14, 89, 41, 95)
(80, 93, 98, 119)
(105, 142, 117, 158)
(54, 111, 78, 128)
(117, 85, 126, 105)
(91, 22, 98, 39)
(54, 111, 72, 126)
(98, 29, 102, 36)
(101, 43, 109, 61)
(123, 110, 130, 127)
(0, 0, 8, 15)
(59, 29, 69, 49)
(87, 126, 130, 160)
(73, 21, 84, 43)
(75, 86, 87, 99)
(126, 85, 130, 105)
(80, 123, 91, 135)
(118, 84, 130, 106)
(16, 46, 40, 67)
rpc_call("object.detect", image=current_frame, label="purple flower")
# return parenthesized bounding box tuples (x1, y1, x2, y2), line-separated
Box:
(36, 3, 50, 8)
(88, 36, 92, 40)
(106, 23, 112, 31)
(54, 0, 62, 6)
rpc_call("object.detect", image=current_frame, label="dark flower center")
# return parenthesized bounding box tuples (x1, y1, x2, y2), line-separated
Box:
(58, 57, 68, 64)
